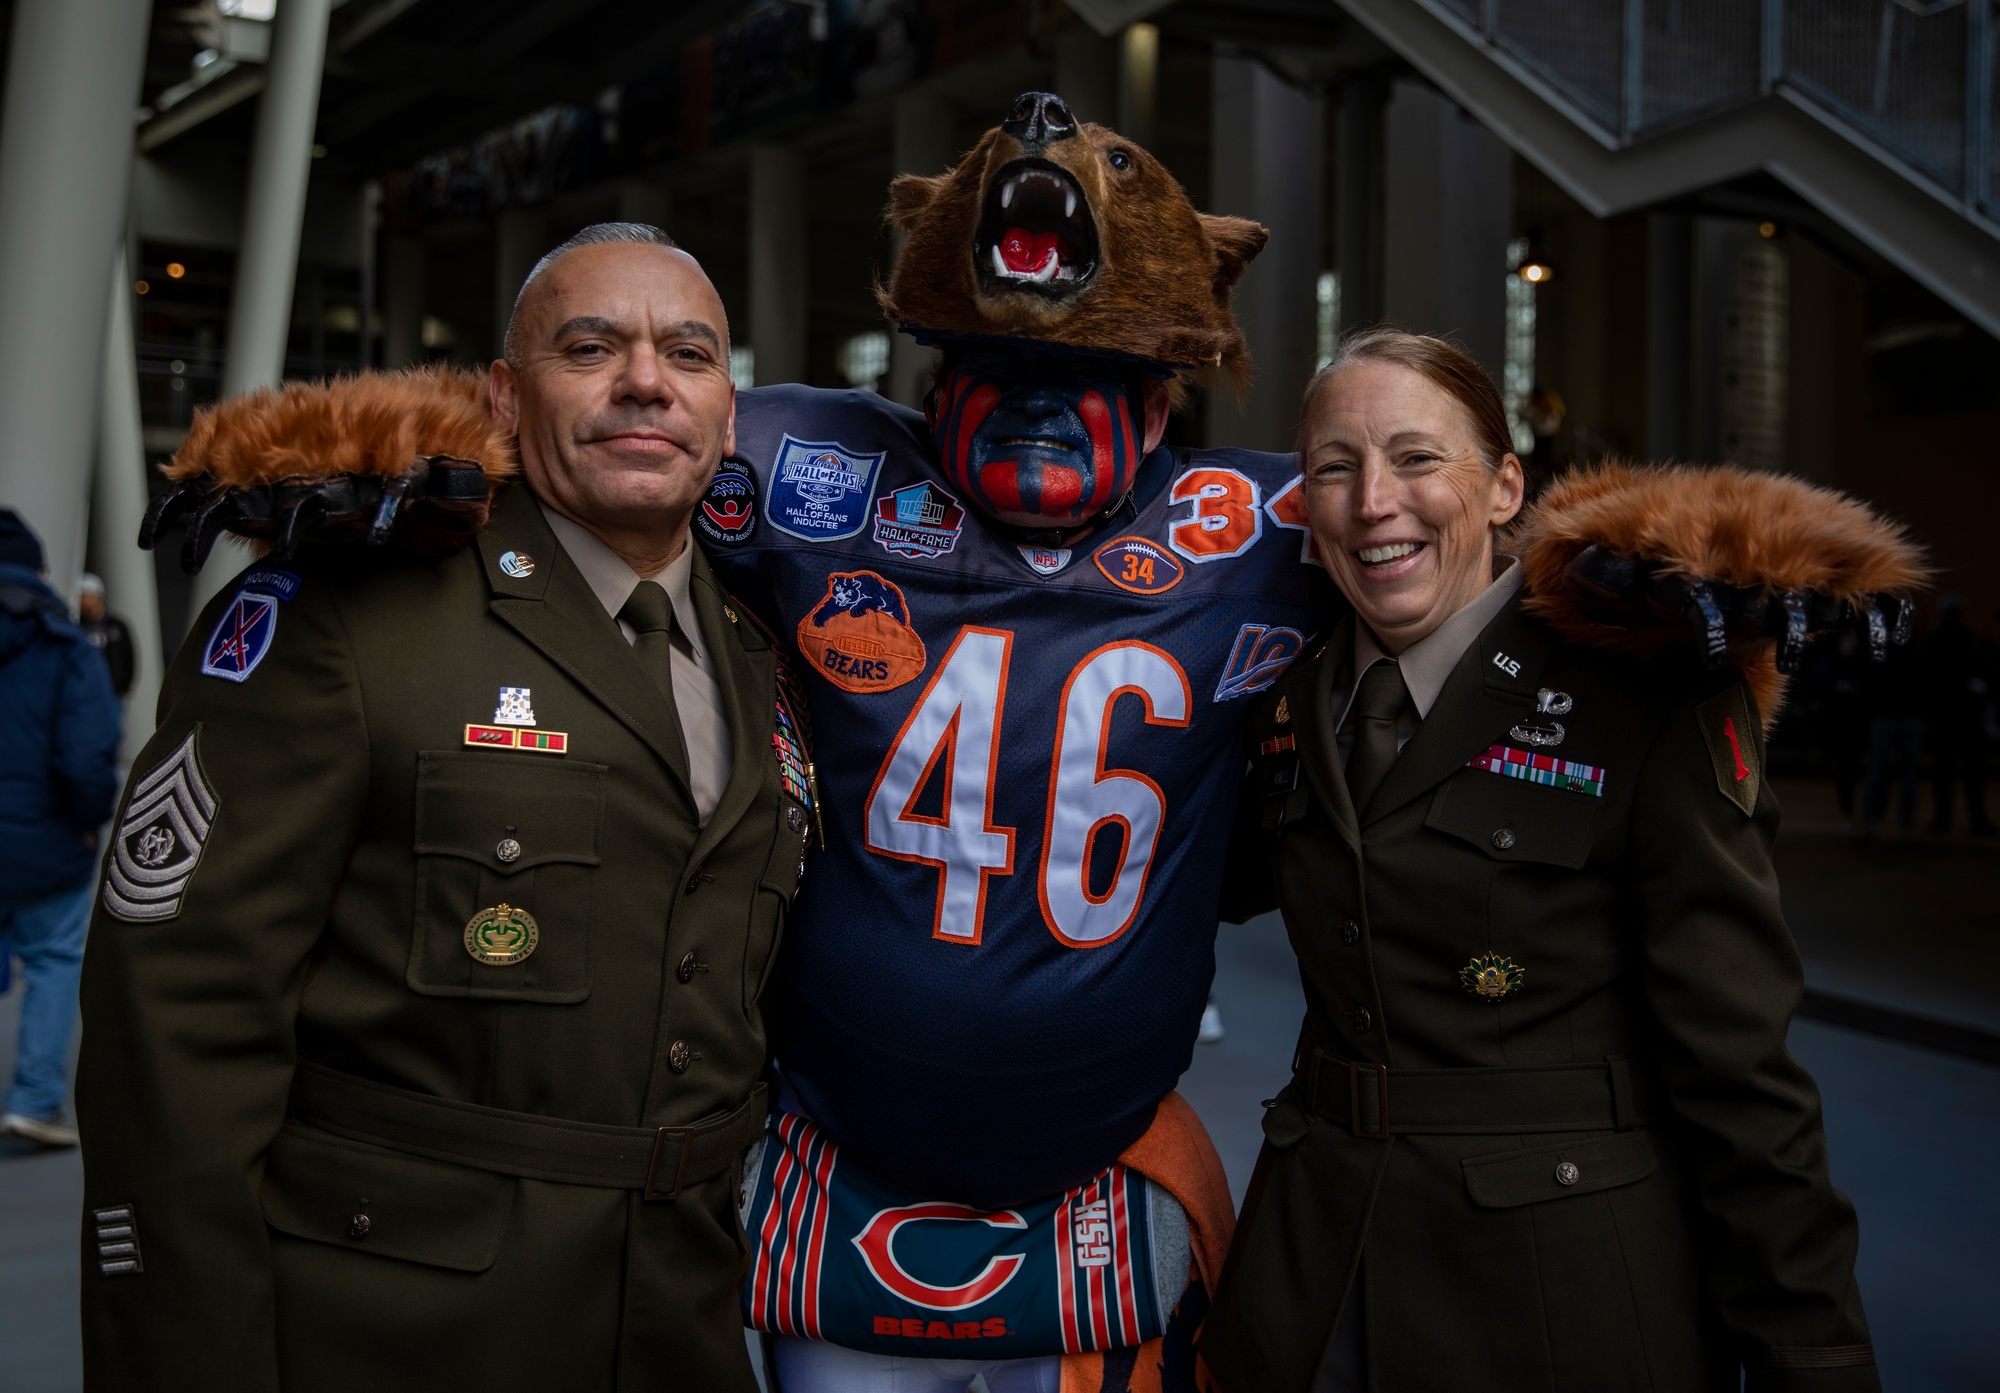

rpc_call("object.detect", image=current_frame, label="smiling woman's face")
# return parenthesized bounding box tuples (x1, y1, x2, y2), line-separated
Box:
(1302, 358, 1524, 654)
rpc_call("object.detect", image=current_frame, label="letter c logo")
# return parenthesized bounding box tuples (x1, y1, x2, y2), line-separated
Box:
(852, 1203, 1027, 1311)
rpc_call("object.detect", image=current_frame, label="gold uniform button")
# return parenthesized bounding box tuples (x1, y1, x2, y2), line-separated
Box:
(668, 1040, 692, 1073)
(677, 951, 698, 985)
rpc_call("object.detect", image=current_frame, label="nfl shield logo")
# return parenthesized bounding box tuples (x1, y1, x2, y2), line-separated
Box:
(200, 591, 279, 683)
(767, 435, 885, 542)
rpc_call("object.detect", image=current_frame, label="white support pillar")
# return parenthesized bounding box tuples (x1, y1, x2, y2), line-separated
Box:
(383, 235, 427, 369)
(0, 0, 152, 600)
(1117, 23, 1160, 147)
(1382, 80, 1514, 383)
(95, 251, 164, 759)
(494, 208, 550, 361)
(195, 0, 334, 620)
(888, 92, 958, 407)
(749, 144, 808, 387)
(1055, 25, 1118, 127)
(1209, 55, 1325, 453)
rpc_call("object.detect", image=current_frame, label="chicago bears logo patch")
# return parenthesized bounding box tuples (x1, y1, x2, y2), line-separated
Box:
(796, 571, 927, 694)
(200, 591, 279, 682)
(103, 731, 217, 922)
(1093, 535, 1183, 595)
(767, 435, 885, 541)
(1214, 622, 1307, 701)
(873, 481, 966, 560)
(696, 468, 757, 544)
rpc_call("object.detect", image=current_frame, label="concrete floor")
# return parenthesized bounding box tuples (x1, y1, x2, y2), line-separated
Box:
(5, 782, 1997, 1390)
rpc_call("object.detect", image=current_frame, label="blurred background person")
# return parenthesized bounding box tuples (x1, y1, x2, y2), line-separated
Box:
(74, 573, 135, 702)
(1920, 595, 1993, 835)
(0, 510, 122, 1148)
(1859, 626, 1925, 836)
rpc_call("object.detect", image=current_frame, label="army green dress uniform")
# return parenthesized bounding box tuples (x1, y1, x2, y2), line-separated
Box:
(1204, 563, 1879, 1393)
(78, 484, 804, 1392)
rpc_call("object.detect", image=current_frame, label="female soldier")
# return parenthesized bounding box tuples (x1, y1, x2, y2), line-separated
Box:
(1204, 330, 1920, 1393)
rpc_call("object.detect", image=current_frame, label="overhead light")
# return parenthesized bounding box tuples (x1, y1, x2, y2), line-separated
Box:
(1759, 221, 1778, 239)
(166, 262, 187, 279)
(134, 280, 149, 295)
(1518, 260, 1554, 285)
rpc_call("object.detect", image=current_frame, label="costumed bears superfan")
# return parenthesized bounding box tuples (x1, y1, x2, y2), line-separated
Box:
(702, 93, 1329, 1392)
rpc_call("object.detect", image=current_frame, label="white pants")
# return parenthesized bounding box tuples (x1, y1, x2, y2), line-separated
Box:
(772, 1337, 1062, 1393)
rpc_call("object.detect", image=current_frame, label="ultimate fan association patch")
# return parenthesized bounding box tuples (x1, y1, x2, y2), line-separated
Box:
(697, 468, 758, 544)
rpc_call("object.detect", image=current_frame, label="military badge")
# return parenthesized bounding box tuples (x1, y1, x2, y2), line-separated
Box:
(766, 435, 885, 542)
(497, 550, 535, 579)
(1274, 695, 1290, 724)
(1696, 687, 1761, 816)
(1468, 744, 1606, 798)
(463, 724, 568, 754)
(103, 731, 217, 923)
(1460, 953, 1525, 1001)
(796, 571, 927, 694)
(200, 590, 279, 683)
(697, 468, 758, 545)
(464, 903, 539, 965)
(493, 686, 536, 725)
(1508, 721, 1566, 748)
(772, 701, 813, 816)
(1535, 688, 1573, 715)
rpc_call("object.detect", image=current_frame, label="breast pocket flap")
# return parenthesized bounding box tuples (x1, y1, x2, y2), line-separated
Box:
(1426, 769, 1599, 869)
(261, 1122, 516, 1272)
(1461, 1130, 1657, 1209)
(414, 752, 608, 873)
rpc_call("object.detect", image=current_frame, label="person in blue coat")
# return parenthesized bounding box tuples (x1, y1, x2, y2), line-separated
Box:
(0, 509, 122, 1147)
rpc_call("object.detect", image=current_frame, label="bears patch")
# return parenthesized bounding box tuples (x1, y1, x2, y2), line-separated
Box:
(200, 590, 279, 683)
(696, 468, 757, 544)
(103, 731, 217, 922)
(767, 436, 885, 542)
(796, 571, 928, 694)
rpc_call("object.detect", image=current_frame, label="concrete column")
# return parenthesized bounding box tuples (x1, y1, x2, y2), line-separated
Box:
(0, 0, 152, 600)
(1209, 55, 1325, 452)
(1644, 212, 1693, 460)
(194, 0, 333, 617)
(1337, 78, 1388, 334)
(383, 235, 427, 368)
(359, 180, 380, 369)
(1382, 80, 1513, 382)
(888, 92, 959, 407)
(619, 179, 674, 231)
(1055, 26, 1118, 127)
(1118, 23, 1160, 147)
(749, 143, 809, 387)
(494, 208, 549, 361)
(94, 250, 164, 760)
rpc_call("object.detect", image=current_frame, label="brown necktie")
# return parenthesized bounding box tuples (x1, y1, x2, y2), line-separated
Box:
(1344, 659, 1412, 812)
(617, 582, 683, 703)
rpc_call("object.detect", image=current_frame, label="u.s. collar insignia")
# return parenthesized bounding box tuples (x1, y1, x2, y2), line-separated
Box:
(1460, 953, 1525, 1001)
(200, 590, 279, 683)
(497, 550, 535, 579)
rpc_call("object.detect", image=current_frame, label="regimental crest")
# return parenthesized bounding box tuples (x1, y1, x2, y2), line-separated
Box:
(767, 436, 885, 542)
(493, 686, 536, 726)
(697, 468, 758, 544)
(103, 732, 217, 923)
(1460, 953, 1525, 1001)
(200, 591, 278, 683)
(873, 481, 966, 560)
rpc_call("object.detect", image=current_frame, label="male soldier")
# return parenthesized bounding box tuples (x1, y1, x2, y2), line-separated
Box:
(79, 224, 801, 1392)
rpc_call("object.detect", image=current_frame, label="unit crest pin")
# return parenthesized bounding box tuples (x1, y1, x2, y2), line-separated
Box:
(1460, 953, 1525, 1001)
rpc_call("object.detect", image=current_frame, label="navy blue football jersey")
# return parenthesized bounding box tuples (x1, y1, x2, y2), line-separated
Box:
(706, 385, 1330, 1205)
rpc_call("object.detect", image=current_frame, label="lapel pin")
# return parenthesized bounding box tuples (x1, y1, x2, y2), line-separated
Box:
(498, 550, 535, 579)
(1491, 651, 1522, 678)
(1536, 688, 1573, 715)
(494, 687, 536, 726)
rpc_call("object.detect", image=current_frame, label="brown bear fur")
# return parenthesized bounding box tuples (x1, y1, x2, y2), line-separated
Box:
(1514, 460, 1928, 716)
(165, 365, 516, 489)
(878, 122, 1267, 390)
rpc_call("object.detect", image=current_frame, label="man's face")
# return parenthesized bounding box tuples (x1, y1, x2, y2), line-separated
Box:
(489, 242, 735, 549)
(78, 592, 103, 623)
(928, 345, 1159, 531)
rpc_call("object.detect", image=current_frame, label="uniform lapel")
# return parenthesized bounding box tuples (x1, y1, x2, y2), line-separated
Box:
(1359, 591, 1551, 826)
(683, 546, 774, 864)
(476, 487, 695, 802)
(1294, 613, 1361, 853)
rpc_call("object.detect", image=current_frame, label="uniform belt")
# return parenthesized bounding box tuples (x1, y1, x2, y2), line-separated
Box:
(288, 1060, 768, 1200)
(1300, 1044, 1655, 1140)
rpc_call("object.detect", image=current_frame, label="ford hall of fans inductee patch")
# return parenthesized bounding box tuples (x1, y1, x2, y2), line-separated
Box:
(200, 590, 280, 682)
(796, 570, 927, 694)
(873, 481, 966, 560)
(767, 435, 885, 542)
(103, 731, 217, 922)
(697, 468, 758, 544)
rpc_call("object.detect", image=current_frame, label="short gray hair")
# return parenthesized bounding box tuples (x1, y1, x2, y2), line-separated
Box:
(503, 220, 680, 366)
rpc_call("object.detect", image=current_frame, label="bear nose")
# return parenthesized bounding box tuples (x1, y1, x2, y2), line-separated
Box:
(1001, 91, 1078, 149)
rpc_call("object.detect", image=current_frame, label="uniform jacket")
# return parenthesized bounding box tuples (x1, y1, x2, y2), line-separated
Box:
(1204, 464, 1922, 1393)
(0, 562, 122, 902)
(78, 484, 803, 1393)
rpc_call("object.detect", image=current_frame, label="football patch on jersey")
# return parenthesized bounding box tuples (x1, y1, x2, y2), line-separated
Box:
(103, 731, 217, 922)
(1214, 622, 1307, 701)
(1093, 535, 1182, 595)
(796, 571, 927, 694)
(200, 590, 279, 682)
(696, 468, 757, 544)
(874, 481, 966, 560)
(767, 435, 885, 542)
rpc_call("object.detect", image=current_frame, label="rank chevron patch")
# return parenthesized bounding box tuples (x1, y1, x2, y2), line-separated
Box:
(103, 731, 218, 922)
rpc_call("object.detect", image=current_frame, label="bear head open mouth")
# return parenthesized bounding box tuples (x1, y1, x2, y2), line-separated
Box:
(974, 159, 1100, 302)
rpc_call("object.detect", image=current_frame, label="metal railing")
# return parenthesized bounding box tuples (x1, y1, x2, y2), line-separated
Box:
(1414, 0, 1996, 225)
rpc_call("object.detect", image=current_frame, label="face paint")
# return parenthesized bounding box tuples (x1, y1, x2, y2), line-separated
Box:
(931, 346, 1148, 532)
